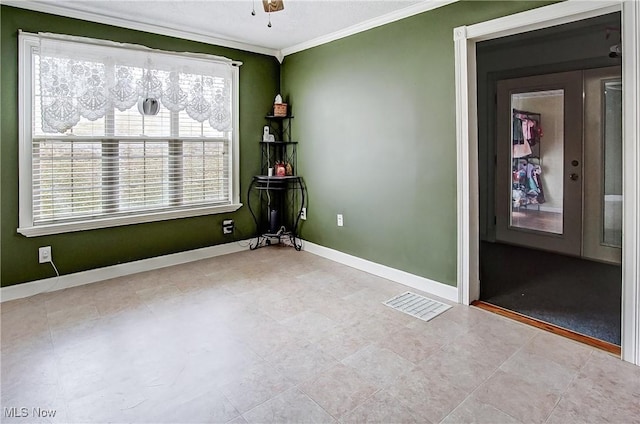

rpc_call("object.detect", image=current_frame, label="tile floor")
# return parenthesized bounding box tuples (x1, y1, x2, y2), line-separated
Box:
(1, 247, 639, 423)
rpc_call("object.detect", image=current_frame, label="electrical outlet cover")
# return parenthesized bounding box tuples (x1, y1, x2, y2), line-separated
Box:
(39, 246, 51, 263)
(222, 219, 234, 235)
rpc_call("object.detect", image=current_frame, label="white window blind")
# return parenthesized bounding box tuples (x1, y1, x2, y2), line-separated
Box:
(18, 32, 241, 237)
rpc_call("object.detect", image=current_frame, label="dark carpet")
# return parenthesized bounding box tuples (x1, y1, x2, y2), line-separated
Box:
(480, 241, 622, 345)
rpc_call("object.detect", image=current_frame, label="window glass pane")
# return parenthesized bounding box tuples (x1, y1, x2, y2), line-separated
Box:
(119, 141, 169, 211)
(114, 107, 144, 137)
(33, 139, 103, 222)
(178, 110, 225, 138)
(603, 80, 623, 247)
(182, 140, 228, 203)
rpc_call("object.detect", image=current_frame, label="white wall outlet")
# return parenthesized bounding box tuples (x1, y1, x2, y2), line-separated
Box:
(337, 214, 344, 227)
(300, 207, 307, 220)
(39, 246, 52, 264)
(222, 219, 234, 235)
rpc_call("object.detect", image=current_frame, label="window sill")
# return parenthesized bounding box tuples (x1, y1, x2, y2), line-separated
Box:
(18, 203, 243, 237)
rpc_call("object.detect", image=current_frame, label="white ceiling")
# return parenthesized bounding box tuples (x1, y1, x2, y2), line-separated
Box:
(4, 0, 453, 58)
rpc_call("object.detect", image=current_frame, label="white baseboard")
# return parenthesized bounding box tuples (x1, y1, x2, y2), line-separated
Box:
(302, 241, 459, 303)
(2, 238, 458, 305)
(1, 240, 251, 303)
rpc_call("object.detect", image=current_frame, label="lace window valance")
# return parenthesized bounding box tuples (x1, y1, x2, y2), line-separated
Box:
(37, 33, 236, 134)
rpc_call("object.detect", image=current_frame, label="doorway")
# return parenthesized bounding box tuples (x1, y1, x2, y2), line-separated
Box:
(472, 12, 625, 350)
(453, 1, 640, 366)
(483, 66, 623, 347)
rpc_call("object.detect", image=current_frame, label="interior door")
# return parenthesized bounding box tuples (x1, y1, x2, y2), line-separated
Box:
(495, 71, 583, 256)
(583, 66, 622, 264)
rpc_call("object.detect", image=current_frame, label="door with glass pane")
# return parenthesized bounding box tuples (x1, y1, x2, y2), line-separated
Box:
(583, 66, 622, 264)
(495, 71, 583, 256)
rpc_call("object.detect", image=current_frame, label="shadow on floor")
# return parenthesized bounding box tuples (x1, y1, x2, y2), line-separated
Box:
(480, 241, 622, 345)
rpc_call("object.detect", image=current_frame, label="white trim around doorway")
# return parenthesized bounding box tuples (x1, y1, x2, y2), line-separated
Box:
(454, 0, 640, 366)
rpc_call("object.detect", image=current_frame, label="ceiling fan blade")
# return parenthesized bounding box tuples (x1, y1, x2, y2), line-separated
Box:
(262, 0, 284, 13)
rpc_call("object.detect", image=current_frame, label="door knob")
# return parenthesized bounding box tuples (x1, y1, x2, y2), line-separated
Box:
(570, 173, 579, 181)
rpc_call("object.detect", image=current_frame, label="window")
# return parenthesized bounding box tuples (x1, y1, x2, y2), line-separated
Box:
(18, 33, 241, 237)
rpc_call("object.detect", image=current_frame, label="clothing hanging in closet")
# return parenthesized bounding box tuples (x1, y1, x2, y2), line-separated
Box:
(512, 109, 542, 158)
(512, 109, 545, 207)
(513, 159, 545, 207)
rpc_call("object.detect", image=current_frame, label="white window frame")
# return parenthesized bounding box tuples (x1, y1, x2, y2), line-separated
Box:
(17, 33, 242, 237)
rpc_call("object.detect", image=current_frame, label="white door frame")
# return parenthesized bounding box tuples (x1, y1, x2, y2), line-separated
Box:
(454, 0, 640, 365)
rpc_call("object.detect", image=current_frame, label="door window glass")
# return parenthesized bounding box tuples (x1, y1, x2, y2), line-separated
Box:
(603, 80, 623, 248)
(509, 90, 564, 235)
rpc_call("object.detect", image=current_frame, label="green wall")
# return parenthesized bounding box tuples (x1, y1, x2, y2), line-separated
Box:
(281, 1, 555, 287)
(0, 6, 280, 286)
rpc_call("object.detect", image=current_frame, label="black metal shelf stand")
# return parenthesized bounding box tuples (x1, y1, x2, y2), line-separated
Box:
(248, 115, 307, 250)
(248, 175, 307, 250)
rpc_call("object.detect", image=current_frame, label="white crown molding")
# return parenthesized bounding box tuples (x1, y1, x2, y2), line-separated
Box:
(1, 240, 251, 303)
(303, 241, 458, 303)
(280, 0, 458, 57)
(2, 0, 461, 60)
(0, 0, 280, 58)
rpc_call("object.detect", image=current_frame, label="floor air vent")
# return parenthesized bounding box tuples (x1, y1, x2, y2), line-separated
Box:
(383, 292, 452, 322)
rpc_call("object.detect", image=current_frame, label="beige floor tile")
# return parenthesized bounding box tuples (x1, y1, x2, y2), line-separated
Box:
(239, 287, 309, 321)
(441, 397, 522, 424)
(227, 416, 249, 424)
(1, 299, 50, 347)
(547, 371, 640, 424)
(439, 305, 491, 330)
(316, 275, 369, 299)
(299, 363, 379, 418)
(386, 364, 470, 423)
(470, 314, 537, 349)
(92, 280, 147, 317)
(346, 313, 410, 344)
(241, 320, 310, 358)
(266, 342, 340, 384)
(579, 350, 640, 395)
(280, 310, 341, 343)
(340, 389, 425, 424)
(135, 283, 184, 307)
(416, 348, 498, 393)
(521, 331, 593, 372)
(376, 325, 443, 364)
(42, 284, 97, 315)
(406, 314, 469, 344)
(312, 297, 371, 324)
(46, 303, 100, 330)
(440, 331, 521, 369)
(342, 345, 415, 387)
(473, 370, 560, 424)
(220, 363, 295, 413)
(243, 388, 337, 423)
(2, 248, 638, 424)
(314, 326, 372, 361)
(499, 349, 578, 395)
(296, 287, 345, 312)
(141, 387, 240, 423)
(343, 287, 395, 311)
